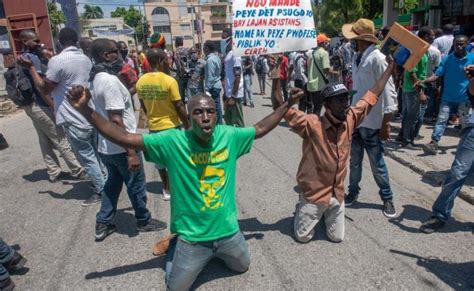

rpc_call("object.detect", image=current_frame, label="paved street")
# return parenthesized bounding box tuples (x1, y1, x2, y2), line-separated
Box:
(0, 80, 473, 290)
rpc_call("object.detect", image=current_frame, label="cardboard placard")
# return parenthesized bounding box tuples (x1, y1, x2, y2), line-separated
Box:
(380, 22, 430, 71)
(232, 0, 316, 57)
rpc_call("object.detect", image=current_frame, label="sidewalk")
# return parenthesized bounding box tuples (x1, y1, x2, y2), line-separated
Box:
(385, 119, 474, 205)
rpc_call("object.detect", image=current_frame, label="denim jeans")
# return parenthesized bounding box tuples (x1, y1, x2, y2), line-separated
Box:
(243, 74, 254, 105)
(0, 238, 14, 280)
(208, 87, 223, 124)
(96, 152, 151, 226)
(165, 231, 250, 291)
(431, 101, 460, 142)
(348, 127, 394, 202)
(401, 91, 420, 144)
(63, 124, 106, 194)
(414, 103, 428, 139)
(178, 78, 189, 103)
(432, 127, 474, 221)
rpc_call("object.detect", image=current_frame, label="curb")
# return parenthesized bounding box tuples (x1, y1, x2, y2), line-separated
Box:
(385, 150, 474, 205)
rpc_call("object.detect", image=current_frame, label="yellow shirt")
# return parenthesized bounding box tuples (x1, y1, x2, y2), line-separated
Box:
(136, 72, 182, 131)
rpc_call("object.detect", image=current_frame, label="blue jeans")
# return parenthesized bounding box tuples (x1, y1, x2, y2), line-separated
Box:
(63, 124, 106, 195)
(432, 127, 474, 221)
(165, 231, 250, 291)
(348, 127, 394, 202)
(414, 103, 428, 139)
(178, 78, 189, 103)
(208, 87, 223, 124)
(431, 101, 460, 142)
(401, 91, 420, 144)
(243, 74, 253, 105)
(0, 238, 14, 280)
(96, 152, 151, 226)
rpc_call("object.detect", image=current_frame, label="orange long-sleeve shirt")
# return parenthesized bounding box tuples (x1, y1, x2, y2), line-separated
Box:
(284, 91, 378, 206)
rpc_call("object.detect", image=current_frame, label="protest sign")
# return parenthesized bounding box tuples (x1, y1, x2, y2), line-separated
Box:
(232, 0, 317, 57)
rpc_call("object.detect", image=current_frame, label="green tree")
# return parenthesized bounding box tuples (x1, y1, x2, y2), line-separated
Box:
(47, 3, 66, 38)
(81, 5, 104, 19)
(111, 6, 146, 42)
(313, 0, 385, 36)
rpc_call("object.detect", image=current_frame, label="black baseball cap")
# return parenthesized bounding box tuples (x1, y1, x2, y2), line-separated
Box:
(321, 83, 356, 101)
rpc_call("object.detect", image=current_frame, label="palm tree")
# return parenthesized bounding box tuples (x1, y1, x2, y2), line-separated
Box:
(81, 5, 104, 19)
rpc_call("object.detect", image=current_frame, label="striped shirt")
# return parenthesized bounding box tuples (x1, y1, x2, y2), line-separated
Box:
(46, 46, 92, 128)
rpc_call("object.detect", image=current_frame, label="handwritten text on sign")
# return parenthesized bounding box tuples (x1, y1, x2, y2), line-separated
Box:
(233, 0, 316, 56)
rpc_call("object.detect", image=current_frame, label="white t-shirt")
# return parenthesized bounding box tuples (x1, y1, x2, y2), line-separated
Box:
(427, 45, 441, 78)
(224, 51, 244, 98)
(91, 72, 137, 155)
(46, 46, 93, 128)
(433, 35, 454, 59)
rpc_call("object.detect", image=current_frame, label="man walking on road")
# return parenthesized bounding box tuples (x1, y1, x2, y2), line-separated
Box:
(136, 48, 189, 200)
(88, 39, 167, 241)
(18, 30, 85, 183)
(203, 40, 223, 124)
(19, 28, 105, 207)
(270, 55, 396, 243)
(222, 28, 245, 127)
(341, 19, 398, 217)
(420, 35, 474, 155)
(420, 65, 474, 234)
(66, 78, 303, 290)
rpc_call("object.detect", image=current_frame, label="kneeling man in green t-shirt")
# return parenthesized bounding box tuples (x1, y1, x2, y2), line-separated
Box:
(66, 85, 303, 290)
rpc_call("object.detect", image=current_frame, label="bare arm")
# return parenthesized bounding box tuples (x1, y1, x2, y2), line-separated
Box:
(173, 100, 190, 129)
(108, 111, 141, 171)
(231, 67, 241, 97)
(67, 86, 145, 151)
(255, 83, 303, 139)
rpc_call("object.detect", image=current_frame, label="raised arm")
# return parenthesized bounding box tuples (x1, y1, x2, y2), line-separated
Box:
(67, 85, 145, 151)
(18, 56, 56, 95)
(254, 86, 303, 139)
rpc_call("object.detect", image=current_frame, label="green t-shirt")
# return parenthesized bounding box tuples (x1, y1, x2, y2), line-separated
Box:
(143, 125, 256, 242)
(307, 47, 330, 92)
(403, 53, 428, 92)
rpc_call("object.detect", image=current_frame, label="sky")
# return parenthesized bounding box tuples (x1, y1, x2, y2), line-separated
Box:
(77, 0, 143, 18)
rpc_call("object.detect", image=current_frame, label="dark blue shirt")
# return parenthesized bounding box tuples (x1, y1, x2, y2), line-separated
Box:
(22, 51, 49, 107)
(435, 52, 474, 103)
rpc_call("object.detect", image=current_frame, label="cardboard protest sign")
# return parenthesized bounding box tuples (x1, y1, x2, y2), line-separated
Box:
(380, 22, 430, 71)
(232, 0, 317, 57)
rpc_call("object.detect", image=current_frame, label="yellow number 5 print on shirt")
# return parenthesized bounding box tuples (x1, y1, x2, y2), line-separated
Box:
(200, 167, 225, 211)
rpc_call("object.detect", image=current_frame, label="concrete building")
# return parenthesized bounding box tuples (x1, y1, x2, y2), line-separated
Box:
(80, 17, 135, 45)
(144, 0, 231, 49)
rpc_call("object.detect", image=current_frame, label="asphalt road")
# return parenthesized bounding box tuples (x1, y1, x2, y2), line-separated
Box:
(0, 80, 473, 290)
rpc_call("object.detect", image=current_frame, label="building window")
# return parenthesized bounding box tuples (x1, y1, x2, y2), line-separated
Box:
(212, 24, 225, 31)
(180, 24, 190, 32)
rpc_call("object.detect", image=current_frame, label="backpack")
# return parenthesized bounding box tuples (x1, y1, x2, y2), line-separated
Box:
(174, 47, 191, 78)
(255, 57, 265, 74)
(4, 63, 35, 106)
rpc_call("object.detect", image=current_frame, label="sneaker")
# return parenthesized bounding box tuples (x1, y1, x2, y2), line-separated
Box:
(137, 218, 167, 233)
(49, 171, 73, 183)
(415, 135, 424, 141)
(162, 189, 171, 201)
(0, 277, 14, 291)
(420, 217, 445, 234)
(0, 134, 9, 151)
(344, 193, 359, 206)
(422, 141, 438, 155)
(82, 193, 101, 207)
(95, 223, 116, 241)
(4, 252, 27, 272)
(400, 142, 417, 150)
(71, 170, 89, 181)
(382, 201, 397, 218)
(249, 103, 255, 108)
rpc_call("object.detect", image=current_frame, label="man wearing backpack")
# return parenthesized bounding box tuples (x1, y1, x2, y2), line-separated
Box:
(13, 29, 85, 183)
(173, 37, 190, 103)
(18, 28, 106, 207)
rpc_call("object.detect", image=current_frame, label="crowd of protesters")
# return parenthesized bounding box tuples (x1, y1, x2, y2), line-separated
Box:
(0, 17, 473, 290)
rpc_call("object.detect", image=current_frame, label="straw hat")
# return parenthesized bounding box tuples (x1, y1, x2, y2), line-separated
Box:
(342, 18, 380, 44)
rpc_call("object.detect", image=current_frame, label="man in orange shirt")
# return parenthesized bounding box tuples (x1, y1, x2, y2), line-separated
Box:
(270, 57, 395, 243)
